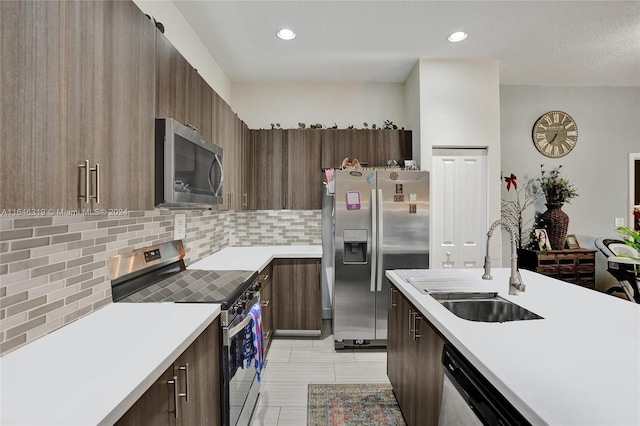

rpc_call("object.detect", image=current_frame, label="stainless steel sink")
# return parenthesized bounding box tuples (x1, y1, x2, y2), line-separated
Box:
(430, 292, 543, 323)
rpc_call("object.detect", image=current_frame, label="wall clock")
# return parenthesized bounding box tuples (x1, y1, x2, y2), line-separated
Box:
(531, 111, 578, 158)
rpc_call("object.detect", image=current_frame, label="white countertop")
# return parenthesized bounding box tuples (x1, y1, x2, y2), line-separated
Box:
(188, 245, 322, 272)
(1, 303, 221, 426)
(386, 268, 640, 426)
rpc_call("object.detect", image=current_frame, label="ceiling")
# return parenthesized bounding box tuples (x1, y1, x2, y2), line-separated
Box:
(173, 1, 640, 86)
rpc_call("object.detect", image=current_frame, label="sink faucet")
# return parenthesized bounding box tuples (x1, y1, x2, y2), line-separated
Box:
(482, 219, 525, 295)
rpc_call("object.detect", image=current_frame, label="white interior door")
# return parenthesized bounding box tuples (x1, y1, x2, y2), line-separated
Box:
(432, 148, 488, 269)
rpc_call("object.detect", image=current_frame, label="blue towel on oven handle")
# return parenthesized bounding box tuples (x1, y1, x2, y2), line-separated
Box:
(248, 301, 265, 382)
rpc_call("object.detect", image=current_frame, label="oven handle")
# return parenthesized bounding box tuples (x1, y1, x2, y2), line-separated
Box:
(224, 314, 253, 346)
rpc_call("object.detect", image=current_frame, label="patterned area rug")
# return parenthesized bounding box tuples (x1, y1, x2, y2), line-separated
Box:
(307, 383, 406, 426)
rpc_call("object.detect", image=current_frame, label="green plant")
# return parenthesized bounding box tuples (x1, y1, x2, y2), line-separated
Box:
(617, 226, 640, 261)
(270, 123, 281, 129)
(298, 122, 306, 129)
(533, 165, 578, 204)
(383, 120, 398, 130)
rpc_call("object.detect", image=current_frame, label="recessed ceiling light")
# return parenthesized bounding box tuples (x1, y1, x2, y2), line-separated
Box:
(276, 28, 296, 40)
(447, 31, 468, 42)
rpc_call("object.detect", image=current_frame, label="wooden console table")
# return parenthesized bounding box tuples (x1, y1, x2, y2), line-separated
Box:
(518, 248, 597, 289)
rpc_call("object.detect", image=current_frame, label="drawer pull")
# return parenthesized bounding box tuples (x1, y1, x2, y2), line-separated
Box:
(168, 376, 180, 418)
(179, 363, 189, 401)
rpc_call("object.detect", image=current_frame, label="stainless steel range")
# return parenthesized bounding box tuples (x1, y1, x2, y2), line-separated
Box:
(109, 240, 260, 426)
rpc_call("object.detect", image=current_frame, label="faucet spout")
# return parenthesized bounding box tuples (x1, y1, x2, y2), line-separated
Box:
(482, 219, 525, 295)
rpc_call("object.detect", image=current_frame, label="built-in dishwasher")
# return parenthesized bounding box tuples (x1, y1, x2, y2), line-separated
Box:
(439, 344, 531, 426)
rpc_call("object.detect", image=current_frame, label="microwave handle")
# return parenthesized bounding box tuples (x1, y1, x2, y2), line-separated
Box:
(208, 154, 224, 197)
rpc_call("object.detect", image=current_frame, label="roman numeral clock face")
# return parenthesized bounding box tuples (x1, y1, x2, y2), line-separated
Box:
(532, 111, 578, 158)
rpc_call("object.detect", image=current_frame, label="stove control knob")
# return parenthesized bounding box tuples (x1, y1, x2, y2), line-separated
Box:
(245, 291, 254, 299)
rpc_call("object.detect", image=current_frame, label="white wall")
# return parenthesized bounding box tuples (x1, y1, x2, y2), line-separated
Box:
(404, 62, 422, 165)
(231, 81, 406, 130)
(500, 85, 640, 291)
(132, 0, 232, 103)
(417, 59, 503, 264)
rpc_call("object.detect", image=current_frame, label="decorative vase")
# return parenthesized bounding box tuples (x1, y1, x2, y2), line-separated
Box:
(541, 203, 569, 250)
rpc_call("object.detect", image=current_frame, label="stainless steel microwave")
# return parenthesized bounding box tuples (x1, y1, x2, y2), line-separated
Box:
(155, 118, 223, 208)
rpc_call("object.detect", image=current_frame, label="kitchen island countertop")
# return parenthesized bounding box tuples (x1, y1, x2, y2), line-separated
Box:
(1, 302, 220, 426)
(189, 245, 322, 272)
(386, 268, 640, 426)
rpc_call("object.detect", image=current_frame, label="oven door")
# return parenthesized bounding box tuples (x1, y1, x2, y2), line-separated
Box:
(222, 299, 260, 426)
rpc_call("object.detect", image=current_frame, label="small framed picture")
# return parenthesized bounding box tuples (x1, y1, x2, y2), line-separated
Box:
(566, 234, 580, 249)
(535, 229, 552, 251)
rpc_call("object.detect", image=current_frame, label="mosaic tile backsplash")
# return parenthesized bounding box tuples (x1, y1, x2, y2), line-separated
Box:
(0, 209, 321, 355)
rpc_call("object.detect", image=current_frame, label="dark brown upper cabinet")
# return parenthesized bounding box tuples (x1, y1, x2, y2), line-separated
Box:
(1, 0, 157, 211)
(321, 129, 412, 169)
(214, 92, 245, 211)
(286, 129, 323, 210)
(156, 32, 213, 142)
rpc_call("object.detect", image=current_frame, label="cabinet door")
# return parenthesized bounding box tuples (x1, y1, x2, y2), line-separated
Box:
(0, 0, 67, 210)
(213, 93, 231, 210)
(251, 129, 287, 210)
(156, 32, 189, 125)
(65, 0, 156, 210)
(391, 289, 419, 426)
(241, 127, 256, 210)
(115, 365, 174, 426)
(321, 129, 360, 169)
(321, 129, 412, 169)
(213, 93, 245, 211)
(173, 319, 221, 426)
(286, 129, 323, 209)
(367, 130, 412, 167)
(414, 311, 445, 426)
(387, 285, 404, 402)
(232, 120, 249, 210)
(274, 259, 322, 331)
(100, 0, 156, 210)
(186, 70, 213, 141)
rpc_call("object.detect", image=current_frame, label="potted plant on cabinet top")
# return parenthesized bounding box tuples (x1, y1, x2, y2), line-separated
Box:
(533, 165, 579, 250)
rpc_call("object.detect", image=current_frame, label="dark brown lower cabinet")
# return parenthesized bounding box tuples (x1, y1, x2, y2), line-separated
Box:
(116, 318, 221, 426)
(273, 259, 322, 331)
(388, 285, 445, 426)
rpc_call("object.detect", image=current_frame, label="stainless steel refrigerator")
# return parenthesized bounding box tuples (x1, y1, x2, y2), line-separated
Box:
(332, 169, 430, 349)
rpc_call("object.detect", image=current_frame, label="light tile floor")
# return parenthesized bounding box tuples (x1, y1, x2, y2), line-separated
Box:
(249, 321, 389, 426)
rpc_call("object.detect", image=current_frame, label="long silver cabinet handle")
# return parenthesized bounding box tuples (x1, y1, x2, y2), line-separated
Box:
(90, 163, 100, 204)
(168, 376, 180, 418)
(242, 193, 248, 208)
(390, 287, 397, 308)
(179, 364, 189, 401)
(78, 160, 90, 203)
(413, 315, 423, 340)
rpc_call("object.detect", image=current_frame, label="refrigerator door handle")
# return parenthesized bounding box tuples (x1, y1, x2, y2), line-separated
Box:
(376, 188, 384, 291)
(370, 189, 377, 292)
